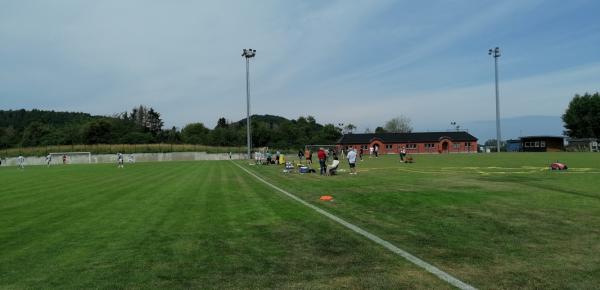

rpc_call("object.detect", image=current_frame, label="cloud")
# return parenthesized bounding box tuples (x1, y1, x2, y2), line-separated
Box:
(1, 0, 599, 131)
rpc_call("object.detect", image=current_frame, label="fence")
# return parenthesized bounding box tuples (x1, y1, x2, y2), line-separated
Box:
(0, 144, 246, 158)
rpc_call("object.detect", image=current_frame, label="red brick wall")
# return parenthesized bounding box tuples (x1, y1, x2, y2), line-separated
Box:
(339, 141, 478, 154)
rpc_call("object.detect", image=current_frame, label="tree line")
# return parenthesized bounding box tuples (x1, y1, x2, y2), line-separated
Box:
(563, 92, 600, 138)
(0, 107, 342, 150)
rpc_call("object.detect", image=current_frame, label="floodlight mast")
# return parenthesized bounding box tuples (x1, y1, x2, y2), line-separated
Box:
(488, 46, 501, 153)
(242, 48, 256, 159)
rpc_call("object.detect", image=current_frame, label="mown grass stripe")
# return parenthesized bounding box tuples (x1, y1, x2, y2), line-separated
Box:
(233, 161, 477, 290)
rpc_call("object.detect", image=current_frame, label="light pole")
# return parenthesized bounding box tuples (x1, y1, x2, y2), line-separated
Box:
(242, 48, 256, 159)
(488, 46, 501, 153)
(450, 121, 460, 132)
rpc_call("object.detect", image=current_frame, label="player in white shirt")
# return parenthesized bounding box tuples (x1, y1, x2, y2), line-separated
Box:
(117, 153, 124, 168)
(17, 155, 25, 169)
(46, 154, 52, 167)
(347, 148, 357, 175)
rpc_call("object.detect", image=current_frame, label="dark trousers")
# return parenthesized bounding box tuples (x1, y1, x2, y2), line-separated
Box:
(319, 159, 327, 175)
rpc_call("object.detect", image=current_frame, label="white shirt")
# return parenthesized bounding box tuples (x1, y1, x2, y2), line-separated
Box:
(330, 159, 340, 168)
(347, 151, 357, 163)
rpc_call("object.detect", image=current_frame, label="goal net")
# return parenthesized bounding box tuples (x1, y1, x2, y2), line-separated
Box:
(304, 144, 339, 161)
(49, 152, 92, 164)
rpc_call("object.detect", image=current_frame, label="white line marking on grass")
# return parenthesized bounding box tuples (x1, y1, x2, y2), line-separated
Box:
(232, 162, 477, 290)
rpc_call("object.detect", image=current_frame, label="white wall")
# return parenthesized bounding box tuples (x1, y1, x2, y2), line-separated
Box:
(0, 152, 246, 167)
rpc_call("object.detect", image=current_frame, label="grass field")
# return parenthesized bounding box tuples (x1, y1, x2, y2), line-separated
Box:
(1, 153, 599, 289)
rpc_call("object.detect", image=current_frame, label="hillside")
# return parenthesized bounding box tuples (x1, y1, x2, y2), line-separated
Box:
(0, 109, 341, 150)
(0, 109, 100, 130)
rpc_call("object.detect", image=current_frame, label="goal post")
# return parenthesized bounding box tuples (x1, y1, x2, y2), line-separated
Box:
(49, 152, 92, 164)
(304, 144, 340, 160)
(304, 144, 338, 152)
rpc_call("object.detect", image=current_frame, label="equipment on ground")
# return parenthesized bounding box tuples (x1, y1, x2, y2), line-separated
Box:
(320, 195, 333, 201)
(550, 162, 567, 170)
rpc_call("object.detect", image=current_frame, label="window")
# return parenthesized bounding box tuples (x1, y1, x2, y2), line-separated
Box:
(406, 144, 417, 149)
(425, 143, 436, 149)
(385, 144, 393, 149)
(464, 142, 471, 147)
(534, 141, 540, 147)
(540, 141, 546, 147)
(362, 145, 368, 150)
(453, 143, 460, 149)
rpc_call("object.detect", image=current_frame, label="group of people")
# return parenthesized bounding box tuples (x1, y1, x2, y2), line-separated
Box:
(315, 147, 358, 175)
(116, 153, 134, 167)
(255, 150, 285, 165)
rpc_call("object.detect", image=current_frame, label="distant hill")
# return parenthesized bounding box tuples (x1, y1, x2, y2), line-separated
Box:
(463, 115, 565, 141)
(0, 109, 139, 148)
(0, 109, 340, 150)
(0, 109, 101, 130)
(233, 114, 324, 128)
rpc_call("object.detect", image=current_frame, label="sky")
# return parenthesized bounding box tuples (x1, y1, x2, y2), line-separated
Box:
(1, 0, 599, 137)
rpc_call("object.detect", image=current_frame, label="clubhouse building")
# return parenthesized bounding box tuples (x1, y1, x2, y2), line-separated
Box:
(337, 131, 478, 154)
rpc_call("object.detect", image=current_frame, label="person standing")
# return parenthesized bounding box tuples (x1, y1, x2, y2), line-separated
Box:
(359, 147, 364, 161)
(298, 150, 303, 161)
(17, 155, 25, 169)
(400, 146, 406, 162)
(374, 145, 379, 158)
(117, 152, 124, 168)
(305, 149, 312, 164)
(46, 154, 52, 167)
(347, 148, 357, 175)
(369, 146, 374, 158)
(62, 154, 67, 165)
(317, 147, 327, 175)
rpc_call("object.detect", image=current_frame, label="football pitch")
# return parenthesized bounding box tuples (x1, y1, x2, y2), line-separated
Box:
(1, 153, 599, 289)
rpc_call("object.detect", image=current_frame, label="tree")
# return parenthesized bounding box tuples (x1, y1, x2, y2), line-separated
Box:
(129, 105, 163, 135)
(21, 121, 51, 147)
(216, 117, 229, 129)
(344, 124, 356, 134)
(130, 105, 147, 130)
(147, 108, 163, 136)
(0, 126, 18, 149)
(318, 124, 342, 143)
(375, 126, 387, 133)
(181, 123, 210, 144)
(83, 119, 113, 144)
(120, 132, 153, 144)
(562, 92, 600, 138)
(384, 116, 412, 133)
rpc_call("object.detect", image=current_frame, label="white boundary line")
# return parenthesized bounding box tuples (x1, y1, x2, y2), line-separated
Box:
(232, 161, 477, 290)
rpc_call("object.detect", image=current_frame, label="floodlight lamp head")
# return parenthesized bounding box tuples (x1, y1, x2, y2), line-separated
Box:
(242, 48, 256, 58)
